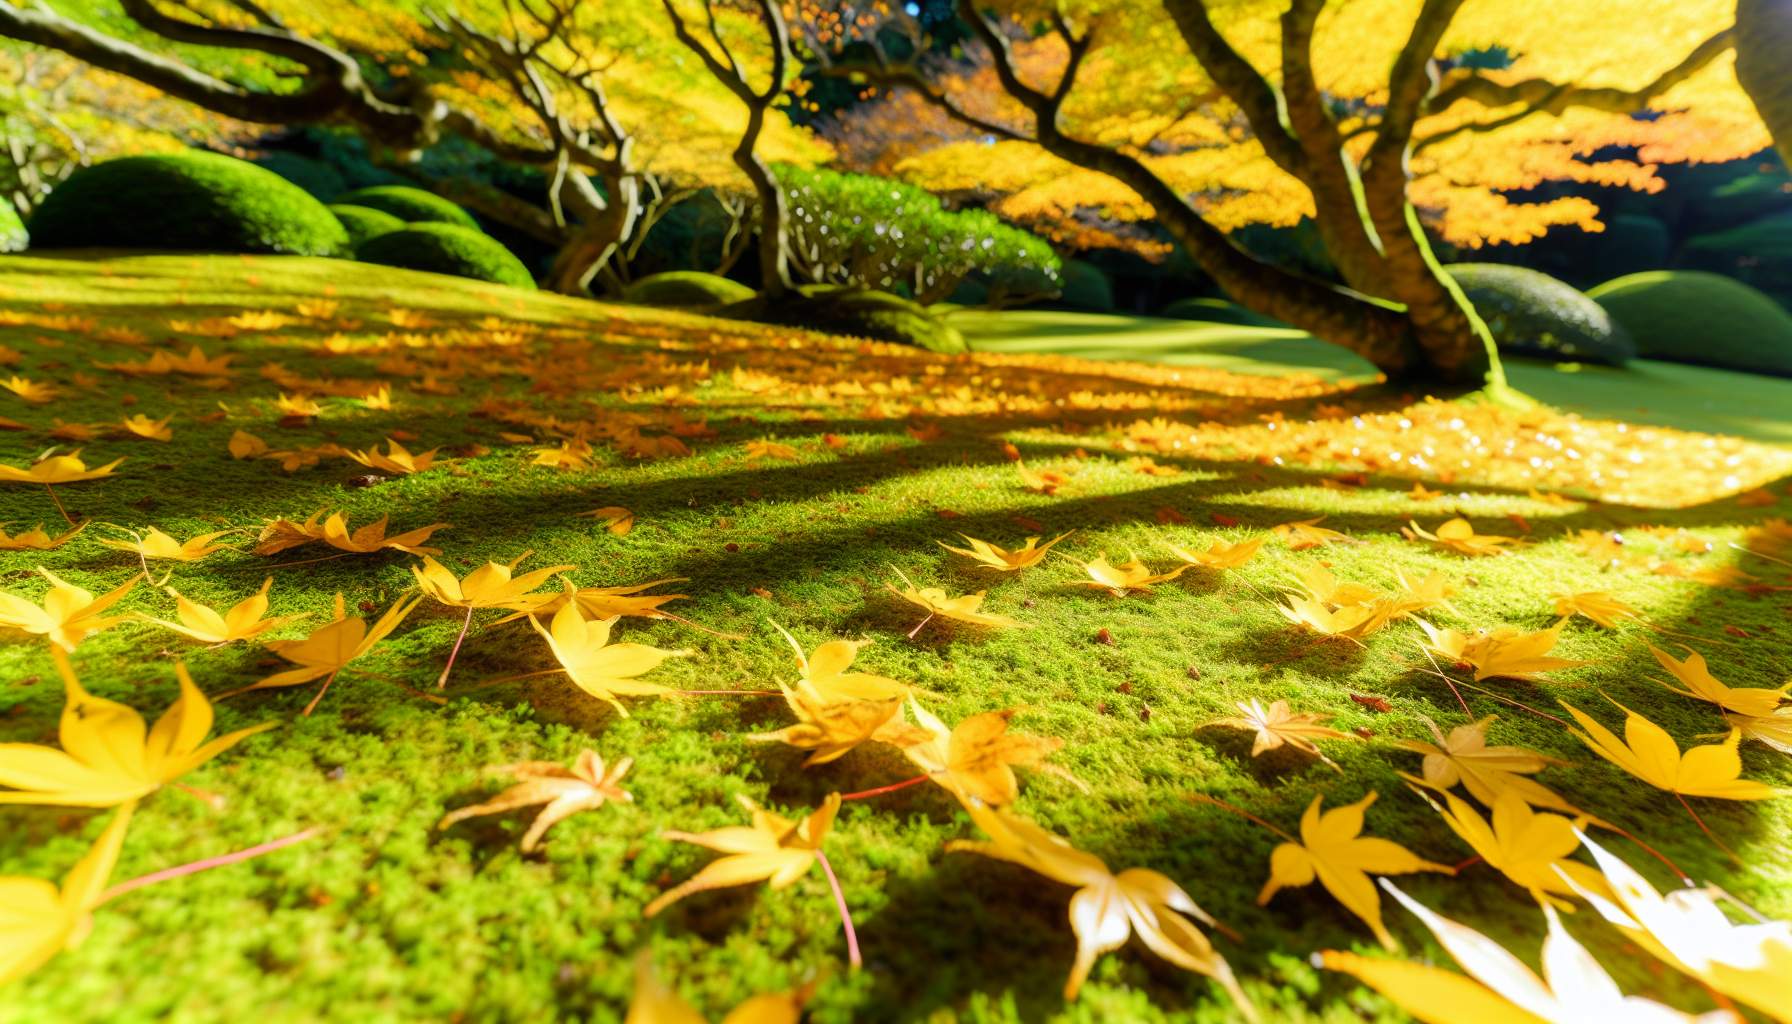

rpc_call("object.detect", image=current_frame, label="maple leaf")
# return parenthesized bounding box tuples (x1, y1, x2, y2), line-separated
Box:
(240, 593, 420, 712)
(0, 521, 87, 551)
(947, 799, 1256, 1015)
(2, 376, 58, 404)
(254, 512, 448, 557)
(1272, 517, 1356, 550)
(1321, 880, 1716, 1024)
(0, 803, 132, 986)
(1016, 460, 1069, 495)
(885, 567, 1025, 631)
(1727, 707, 1792, 754)
(412, 553, 572, 612)
(1417, 620, 1586, 681)
(770, 621, 909, 702)
(645, 793, 840, 917)
(744, 439, 799, 461)
(580, 506, 635, 535)
(1072, 554, 1187, 596)
(1405, 518, 1521, 556)
(1277, 594, 1391, 640)
(345, 438, 439, 475)
(115, 414, 172, 442)
(750, 683, 919, 766)
(1290, 563, 1382, 608)
(1562, 831, 1792, 1022)
(1649, 645, 1789, 718)
(99, 527, 235, 562)
(532, 439, 595, 471)
(272, 393, 321, 418)
(897, 700, 1072, 805)
(530, 586, 683, 716)
(1392, 716, 1579, 815)
(1166, 535, 1264, 570)
(1562, 699, 1781, 801)
(437, 748, 633, 852)
(1208, 698, 1358, 771)
(497, 578, 691, 625)
(1411, 788, 1605, 910)
(1380, 569, 1459, 620)
(625, 954, 811, 1024)
(0, 450, 123, 485)
(0, 569, 137, 652)
(1553, 591, 1642, 629)
(937, 532, 1070, 571)
(1257, 792, 1454, 950)
(1408, 481, 1444, 500)
(0, 652, 273, 807)
(140, 577, 305, 645)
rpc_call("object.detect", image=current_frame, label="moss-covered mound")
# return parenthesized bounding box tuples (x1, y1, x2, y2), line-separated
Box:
(357, 224, 536, 289)
(1590, 270, 1792, 376)
(1054, 258, 1115, 312)
(777, 285, 967, 354)
(28, 151, 349, 256)
(0, 202, 25, 253)
(254, 152, 349, 201)
(1682, 212, 1792, 307)
(1160, 297, 1290, 328)
(1446, 263, 1635, 365)
(622, 271, 756, 307)
(329, 204, 406, 251)
(335, 186, 480, 230)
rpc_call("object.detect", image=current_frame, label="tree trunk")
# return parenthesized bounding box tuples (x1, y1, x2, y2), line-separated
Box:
(544, 172, 641, 296)
(735, 105, 791, 300)
(1735, 0, 1792, 170)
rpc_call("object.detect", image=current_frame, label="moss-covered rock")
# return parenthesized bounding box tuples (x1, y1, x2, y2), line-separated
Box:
(622, 271, 756, 307)
(1590, 270, 1792, 376)
(329, 204, 406, 250)
(0, 202, 25, 253)
(356, 224, 536, 289)
(1159, 297, 1290, 328)
(773, 285, 966, 354)
(1446, 263, 1635, 365)
(335, 186, 480, 230)
(28, 151, 349, 256)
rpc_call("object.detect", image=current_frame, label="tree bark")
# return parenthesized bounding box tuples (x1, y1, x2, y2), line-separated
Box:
(1735, 0, 1792, 170)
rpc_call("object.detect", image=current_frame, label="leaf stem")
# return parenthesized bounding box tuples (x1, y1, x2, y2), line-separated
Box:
(437, 605, 476, 689)
(813, 848, 861, 970)
(302, 669, 340, 717)
(43, 483, 75, 526)
(675, 689, 783, 697)
(1185, 793, 1298, 844)
(906, 611, 934, 640)
(99, 827, 319, 905)
(1599, 821, 1691, 884)
(1674, 793, 1743, 867)
(840, 774, 931, 801)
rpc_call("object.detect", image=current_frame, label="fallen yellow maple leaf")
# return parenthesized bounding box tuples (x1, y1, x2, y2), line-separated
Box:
(1650, 645, 1789, 718)
(0, 450, 123, 485)
(140, 577, 305, 645)
(254, 511, 449, 557)
(1417, 620, 1586, 682)
(1258, 793, 1454, 950)
(0, 521, 86, 550)
(1552, 591, 1642, 630)
(238, 593, 421, 714)
(937, 532, 1070, 571)
(886, 567, 1025, 631)
(1410, 787, 1605, 910)
(770, 621, 910, 702)
(530, 584, 683, 716)
(0, 568, 136, 652)
(1208, 698, 1358, 771)
(1071, 554, 1187, 596)
(437, 748, 633, 852)
(1167, 535, 1264, 570)
(1727, 707, 1792, 754)
(1406, 518, 1521, 556)
(1562, 698, 1780, 802)
(0, 651, 273, 807)
(1272, 517, 1356, 550)
(897, 700, 1073, 805)
(99, 527, 235, 563)
(749, 683, 918, 766)
(115, 414, 172, 442)
(625, 953, 810, 1024)
(580, 506, 635, 536)
(1277, 594, 1391, 640)
(1015, 460, 1069, 495)
(1391, 716, 1579, 815)
(744, 439, 798, 461)
(0, 803, 132, 986)
(346, 438, 439, 475)
(646, 793, 840, 917)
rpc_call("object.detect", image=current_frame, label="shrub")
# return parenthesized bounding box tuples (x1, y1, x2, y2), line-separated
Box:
(329, 204, 406, 250)
(335, 185, 480, 229)
(778, 165, 1060, 304)
(1445, 263, 1635, 365)
(255, 152, 349, 200)
(1055, 259, 1115, 311)
(622, 271, 755, 307)
(0, 203, 25, 253)
(1682, 212, 1792, 307)
(28, 151, 349, 256)
(357, 224, 536, 289)
(1159, 297, 1289, 328)
(1589, 270, 1792, 376)
(776, 285, 966, 354)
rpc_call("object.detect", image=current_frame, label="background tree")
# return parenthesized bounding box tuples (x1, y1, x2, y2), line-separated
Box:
(816, 0, 1770, 383)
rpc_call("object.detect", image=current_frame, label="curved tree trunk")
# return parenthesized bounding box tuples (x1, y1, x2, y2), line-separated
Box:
(1735, 0, 1792, 169)
(545, 173, 641, 296)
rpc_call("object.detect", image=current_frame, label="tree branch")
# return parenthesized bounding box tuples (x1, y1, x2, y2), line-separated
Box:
(1160, 0, 1305, 174)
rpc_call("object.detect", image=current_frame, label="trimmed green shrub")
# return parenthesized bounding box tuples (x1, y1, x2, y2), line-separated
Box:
(28, 151, 348, 256)
(357, 224, 536, 289)
(1446, 263, 1635, 365)
(1055, 258, 1114, 311)
(1160, 297, 1289, 328)
(1682, 212, 1792, 307)
(622, 271, 755, 307)
(778, 165, 1060, 304)
(1589, 270, 1792, 376)
(776, 285, 966, 354)
(0, 203, 25, 253)
(336, 185, 479, 229)
(255, 152, 349, 201)
(329, 204, 405, 250)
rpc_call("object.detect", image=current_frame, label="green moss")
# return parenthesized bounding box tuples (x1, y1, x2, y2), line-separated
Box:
(0, 201, 25, 253)
(1682, 212, 1792, 307)
(784, 284, 967, 354)
(27, 151, 349, 256)
(335, 185, 480, 230)
(356, 224, 536, 289)
(1446, 263, 1636, 365)
(328, 204, 406, 250)
(622, 270, 756, 307)
(1590, 270, 1792, 376)
(254, 152, 350, 201)
(0, 254, 1786, 1024)
(1159, 297, 1290, 328)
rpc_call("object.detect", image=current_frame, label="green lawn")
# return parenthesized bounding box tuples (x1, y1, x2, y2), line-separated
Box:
(2, 254, 1790, 1024)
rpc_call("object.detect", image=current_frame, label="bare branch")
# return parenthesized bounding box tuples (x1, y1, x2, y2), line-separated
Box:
(1160, 0, 1304, 174)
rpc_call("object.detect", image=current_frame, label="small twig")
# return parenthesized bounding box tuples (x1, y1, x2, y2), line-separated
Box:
(437, 605, 477, 689)
(840, 774, 931, 801)
(99, 827, 320, 905)
(302, 670, 340, 717)
(1186, 792, 1298, 844)
(43, 482, 75, 526)
(1453, 855, 1482, 872)
(813, 848, 862, 970)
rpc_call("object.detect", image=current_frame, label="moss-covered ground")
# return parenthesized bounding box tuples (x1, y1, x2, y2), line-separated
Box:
(2, 253, 1791, 1023)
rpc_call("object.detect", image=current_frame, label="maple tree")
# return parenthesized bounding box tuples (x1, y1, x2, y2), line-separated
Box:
(812, 0, 1774, 382)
